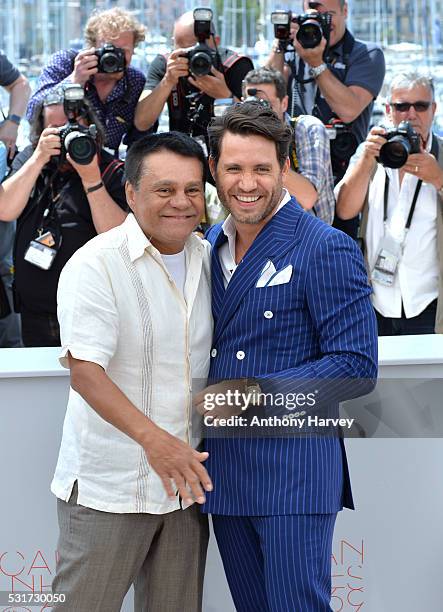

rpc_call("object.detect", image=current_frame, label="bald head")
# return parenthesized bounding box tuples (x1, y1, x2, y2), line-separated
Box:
(173, 11, 197, 49)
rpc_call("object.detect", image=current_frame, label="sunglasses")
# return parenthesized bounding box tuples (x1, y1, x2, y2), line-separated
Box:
(391, 101, 432, 112)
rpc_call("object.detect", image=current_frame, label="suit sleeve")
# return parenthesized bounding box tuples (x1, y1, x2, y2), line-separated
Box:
(259, 230, 378, 409)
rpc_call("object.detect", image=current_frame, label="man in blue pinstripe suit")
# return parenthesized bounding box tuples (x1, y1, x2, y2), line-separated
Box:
(197, 102, 378, 611)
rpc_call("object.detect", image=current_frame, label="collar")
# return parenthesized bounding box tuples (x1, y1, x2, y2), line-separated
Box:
(123, 213, 203, 263)
(221, 189, 292, 260)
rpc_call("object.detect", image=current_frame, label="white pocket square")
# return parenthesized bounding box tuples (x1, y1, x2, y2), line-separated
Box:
(256, 262, 293, 287)
(256, 260, 277, 287)
(267, 264, 293, 286)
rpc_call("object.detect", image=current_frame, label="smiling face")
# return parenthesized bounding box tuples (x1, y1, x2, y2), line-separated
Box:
(386, 84, 436, 144)
(125, 150, 205, 254)
(209, 131, 289, 229)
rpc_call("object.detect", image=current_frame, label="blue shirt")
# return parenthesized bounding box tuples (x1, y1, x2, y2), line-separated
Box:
(290, 113, 335, 225)
(26, 49, 146, 150)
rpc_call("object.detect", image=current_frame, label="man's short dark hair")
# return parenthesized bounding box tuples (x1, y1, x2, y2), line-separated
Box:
(125, 132, 208, 190)
(242, 67, 287, 101)
(208, 102, 292, 169)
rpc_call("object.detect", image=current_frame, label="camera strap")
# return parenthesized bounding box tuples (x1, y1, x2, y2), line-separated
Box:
(382, 135, 439, 230)
(383, 173, 422, 233)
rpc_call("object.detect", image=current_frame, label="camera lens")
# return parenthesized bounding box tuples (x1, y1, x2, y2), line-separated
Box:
(189, 51, 212, 77)
(379, 137, 411, 169)
(64, 131, 96, 165)
(297, 21, 323, 48)
(100, 52, 120, 73)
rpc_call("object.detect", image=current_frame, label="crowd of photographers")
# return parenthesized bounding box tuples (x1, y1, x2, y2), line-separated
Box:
(1, 1, 443, 346)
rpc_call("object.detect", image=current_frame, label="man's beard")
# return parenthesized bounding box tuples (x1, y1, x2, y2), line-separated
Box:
(216, 178, 284, 225)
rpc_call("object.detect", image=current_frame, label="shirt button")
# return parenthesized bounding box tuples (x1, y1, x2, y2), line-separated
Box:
(211, 348, 217, 358)
(264, 310, 273, 319)
(236, 350, 245, 360)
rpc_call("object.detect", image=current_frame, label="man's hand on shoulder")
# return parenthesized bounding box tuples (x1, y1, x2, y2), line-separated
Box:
(188, 66, 231, 99)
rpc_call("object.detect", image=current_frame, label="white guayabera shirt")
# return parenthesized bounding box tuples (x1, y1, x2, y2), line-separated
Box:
(52, 213, 212, 514)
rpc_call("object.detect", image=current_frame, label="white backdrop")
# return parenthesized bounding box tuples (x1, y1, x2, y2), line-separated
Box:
(1, 337, 443, 611)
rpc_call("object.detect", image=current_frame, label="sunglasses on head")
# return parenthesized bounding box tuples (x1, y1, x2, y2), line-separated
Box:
(391, 101, 432, 112)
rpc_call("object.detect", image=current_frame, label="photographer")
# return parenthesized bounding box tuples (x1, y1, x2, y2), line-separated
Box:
(0, 85, 127, 347)
(134, 9, 253, 149)
(243, 67, 334, 224)
(267, 0, 385, 236)
(0, 53, 30, 346)
(26, 7, 146, 152)
(336, 73, 443, 335)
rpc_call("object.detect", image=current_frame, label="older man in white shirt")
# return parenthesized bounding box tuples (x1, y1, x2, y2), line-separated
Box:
(51, 132, 213, 611)
(336, 72, 443, 335)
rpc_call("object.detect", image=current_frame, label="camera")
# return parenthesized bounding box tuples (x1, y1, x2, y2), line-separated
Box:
(185, 8, 218, 77)
(242, 88, 271, 109)
(377, 121, 421, 169)
(293, 12, 332, 49)
(95, 43, 126, 73)
(58, 84, 97, 165)
(324, 119, 358, 183)
(271, 10, 293, 49)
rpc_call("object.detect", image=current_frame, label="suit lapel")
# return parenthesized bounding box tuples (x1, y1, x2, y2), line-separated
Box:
(211, 229, 227, 321)
(213, 199, 303, 343)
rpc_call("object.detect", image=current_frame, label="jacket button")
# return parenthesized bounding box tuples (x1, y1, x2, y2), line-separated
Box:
(211, 348, 217, 358)
(264, 310, 273, 319)
(236, 351, 245, 360)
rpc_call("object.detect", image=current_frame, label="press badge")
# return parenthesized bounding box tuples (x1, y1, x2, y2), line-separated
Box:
(371, 230, 403, 287)
(24, 230, 59, 270)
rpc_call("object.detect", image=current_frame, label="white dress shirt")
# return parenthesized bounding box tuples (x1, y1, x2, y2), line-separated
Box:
(364, 136, 439, 318)
(219, 189, 292, 288)
(52, 214, 212, 514)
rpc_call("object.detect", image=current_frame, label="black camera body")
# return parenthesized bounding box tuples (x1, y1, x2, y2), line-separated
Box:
(242, 89, 271, 109)
(58, 123, 97, 166)
(323, 118, 358, 183)
(378, 121, 421, 169)
(185, 8, 218, 77)
(58, 84, 97, 165)
(95, 43, 126, 73)
(294, 11, 332, 49)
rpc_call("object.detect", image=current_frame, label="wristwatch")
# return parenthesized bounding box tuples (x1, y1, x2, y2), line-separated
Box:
(6, 114, 22, 126)
(244, 378, 262, 406)
(309, 63, 328, 79)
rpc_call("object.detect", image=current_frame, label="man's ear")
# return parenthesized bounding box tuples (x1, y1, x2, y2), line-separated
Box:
(208, 156, 216, 181)
(281, 157, 290, 178)
(282, 95, 289, 114)
(125, 181, 135, 212)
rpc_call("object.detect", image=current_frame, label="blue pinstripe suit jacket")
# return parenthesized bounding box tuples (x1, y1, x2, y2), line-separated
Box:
(202, 198, 378, 516)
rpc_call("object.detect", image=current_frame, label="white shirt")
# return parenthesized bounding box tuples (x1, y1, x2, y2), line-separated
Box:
(52, 214, 213, 514)
(161, 250, 186, 295)
(363, 136, 439, 318)
(219, 189, 292, 288)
